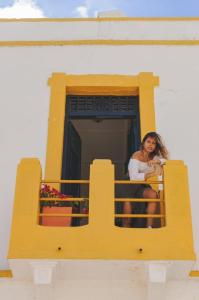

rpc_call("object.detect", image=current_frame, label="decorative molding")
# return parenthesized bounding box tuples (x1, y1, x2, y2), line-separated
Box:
(148, 262, 168, 283)
(189, 270, 199, 277)
(30, 261, 58, 284)
(67, 95, 138, 116)
(1, 40, 199, 47)
(0, 270, 13, 278)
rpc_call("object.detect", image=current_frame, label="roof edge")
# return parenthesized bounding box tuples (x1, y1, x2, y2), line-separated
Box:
(1, 17, 199, 23)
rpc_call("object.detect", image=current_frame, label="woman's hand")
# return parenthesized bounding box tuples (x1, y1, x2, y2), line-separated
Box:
(145, 171, 156, 180)
(145, 164, 163, 179)
(148, 159, 161, 167)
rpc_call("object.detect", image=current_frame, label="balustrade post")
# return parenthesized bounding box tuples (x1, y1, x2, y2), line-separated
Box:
(89, 160, 114, 230)
(8, 158, 41, 258)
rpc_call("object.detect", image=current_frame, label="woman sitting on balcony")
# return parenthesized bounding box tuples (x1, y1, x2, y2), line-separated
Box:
(123, 132, 168, 228)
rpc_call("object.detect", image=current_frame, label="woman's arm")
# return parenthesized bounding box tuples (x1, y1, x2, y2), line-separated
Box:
(128, 158, 145, 180)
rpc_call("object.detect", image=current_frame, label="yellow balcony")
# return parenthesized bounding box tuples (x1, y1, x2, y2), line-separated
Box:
(8, 158, 195, 261)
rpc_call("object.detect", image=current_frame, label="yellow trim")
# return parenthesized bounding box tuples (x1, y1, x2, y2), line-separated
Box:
(45, 73, 66, 181)
(1, 17, 199, 22)
(189, 271, 199, 277)
(1, 40, 199, 47)
(0, 270, 13, 278)
(45, 73, 158, 180)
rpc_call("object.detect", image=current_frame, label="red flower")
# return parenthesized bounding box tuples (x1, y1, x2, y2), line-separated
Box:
(40, 184, 72, 207)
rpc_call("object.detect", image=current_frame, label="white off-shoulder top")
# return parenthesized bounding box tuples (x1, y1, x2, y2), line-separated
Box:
(128, 155, 166, 181)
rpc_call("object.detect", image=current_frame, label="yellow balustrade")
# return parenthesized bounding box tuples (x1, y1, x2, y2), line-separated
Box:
(8, 158, 195, 260)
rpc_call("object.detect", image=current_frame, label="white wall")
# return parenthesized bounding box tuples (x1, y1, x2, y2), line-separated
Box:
(1, 20, 199, 40)
(0, 21, 199, 274)
(1, 278, 199, 300)
(0, 279, 147, 300)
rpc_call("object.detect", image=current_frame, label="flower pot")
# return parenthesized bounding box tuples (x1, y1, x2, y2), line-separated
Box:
(41, 206, 72, 227)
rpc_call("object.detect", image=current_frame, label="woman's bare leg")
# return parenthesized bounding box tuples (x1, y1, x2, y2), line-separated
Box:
(123, 201, 132, 227)
(143, 188, 158, 227)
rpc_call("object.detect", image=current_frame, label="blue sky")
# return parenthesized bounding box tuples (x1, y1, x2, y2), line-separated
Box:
(0, 0, 199, 18)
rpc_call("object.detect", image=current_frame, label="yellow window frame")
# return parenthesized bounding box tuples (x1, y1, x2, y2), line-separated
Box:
(45, 72, 159, 180)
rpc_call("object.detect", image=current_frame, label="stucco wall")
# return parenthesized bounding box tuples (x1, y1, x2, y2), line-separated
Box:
(1, 20, 199, 41)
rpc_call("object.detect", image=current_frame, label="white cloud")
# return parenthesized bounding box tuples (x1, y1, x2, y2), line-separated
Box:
(74, 5, 89, 18)
(0, 0, 45, 18)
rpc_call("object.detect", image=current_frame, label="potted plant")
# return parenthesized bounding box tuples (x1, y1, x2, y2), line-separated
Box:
(40, 184, 73, 227)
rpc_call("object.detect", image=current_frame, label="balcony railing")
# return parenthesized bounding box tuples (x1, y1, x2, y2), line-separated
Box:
(114, 179, 165, 228)
(8, 158, 195, 260)
(39, 178, 165, 228)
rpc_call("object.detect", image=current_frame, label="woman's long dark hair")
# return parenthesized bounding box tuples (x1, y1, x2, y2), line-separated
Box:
(140, 132, 169, 159)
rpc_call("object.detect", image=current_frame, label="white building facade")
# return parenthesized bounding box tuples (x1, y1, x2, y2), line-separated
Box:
(0, 17, 199, 300)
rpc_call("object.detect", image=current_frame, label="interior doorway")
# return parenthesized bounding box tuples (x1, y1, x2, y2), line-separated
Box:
(61, 95, 140, 196)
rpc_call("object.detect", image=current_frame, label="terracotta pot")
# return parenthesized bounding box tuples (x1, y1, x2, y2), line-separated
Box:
(41, 206, 72, 227)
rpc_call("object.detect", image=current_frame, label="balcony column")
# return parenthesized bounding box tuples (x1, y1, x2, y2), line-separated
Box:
(89, 159, 115, 230)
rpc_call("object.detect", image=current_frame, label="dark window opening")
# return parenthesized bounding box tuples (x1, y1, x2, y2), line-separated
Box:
(61, 95, 141, 227)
